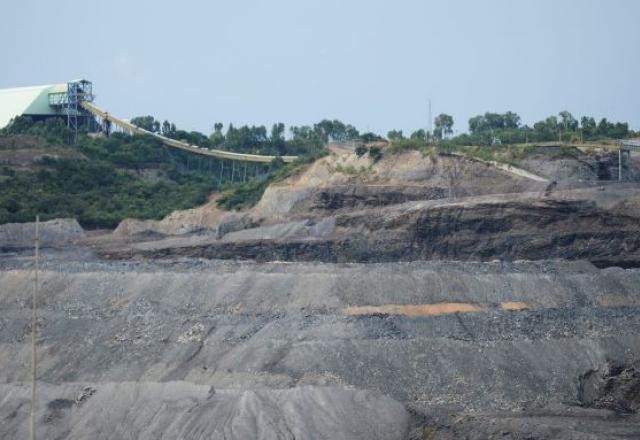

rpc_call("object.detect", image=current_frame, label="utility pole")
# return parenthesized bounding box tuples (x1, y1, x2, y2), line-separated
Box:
(30, 216, 40, 440)
(428, 99, 433, 141)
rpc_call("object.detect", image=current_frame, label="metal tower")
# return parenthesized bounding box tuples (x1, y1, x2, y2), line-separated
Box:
(64, 79, 94, 141)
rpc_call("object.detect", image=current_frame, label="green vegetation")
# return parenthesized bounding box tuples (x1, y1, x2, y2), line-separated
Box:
(462, 110, 631, 144)
(124, 115, 361, 157)
(0, 115, 335, 226)
(388, 139, 586, 167)
(433, 113, 454, 140)
(354, 145, 367, 157)
(0, 156, 215, 228)
(388, 110, 634, 147)
(354, 144, 383, 161)
(0, 107, 633, 228)
(368, 146, 383, 162)
(386, 110, 635, 164)
(0, 118, 220, 228)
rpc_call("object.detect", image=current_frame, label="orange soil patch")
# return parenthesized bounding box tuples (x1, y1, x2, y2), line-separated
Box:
(500, 301, 530, 310)
(343, 302, 485, 316)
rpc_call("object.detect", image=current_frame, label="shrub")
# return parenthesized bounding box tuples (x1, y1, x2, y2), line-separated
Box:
(355, 145, 368, 157)
(368, 146, 383, 162)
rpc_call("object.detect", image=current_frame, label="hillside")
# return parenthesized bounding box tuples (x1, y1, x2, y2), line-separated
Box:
(1, 124, 640, 439)
(0, 129, 223, 228)
(95, 141, 640, 267)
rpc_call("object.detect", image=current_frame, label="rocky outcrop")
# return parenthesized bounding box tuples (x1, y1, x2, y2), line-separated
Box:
(312, 184, 447, 211)
(579, 361, 640, 414)
(0, 218, 83, 251)
(104, 194, 640, 268)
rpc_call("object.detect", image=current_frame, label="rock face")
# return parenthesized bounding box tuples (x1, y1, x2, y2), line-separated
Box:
(104, 190, 640, 268)
(579, 361, 640, 414)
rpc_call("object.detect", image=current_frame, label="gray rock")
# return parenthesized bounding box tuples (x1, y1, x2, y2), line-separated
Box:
(0, 218, 84, 250)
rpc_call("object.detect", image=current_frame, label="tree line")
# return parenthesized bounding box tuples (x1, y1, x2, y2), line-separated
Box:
(131, 109, 633, 155)
(129, 116, 382, 158)
(385, 111, 633, 146)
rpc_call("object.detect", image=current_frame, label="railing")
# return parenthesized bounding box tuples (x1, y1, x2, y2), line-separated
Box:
(621, 139, 640, 150)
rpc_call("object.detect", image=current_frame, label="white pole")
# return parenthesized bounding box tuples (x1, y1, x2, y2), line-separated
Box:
(619, 148, 622, 182)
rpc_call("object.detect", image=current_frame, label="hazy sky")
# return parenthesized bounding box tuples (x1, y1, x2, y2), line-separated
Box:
(2, 0, 639, 135)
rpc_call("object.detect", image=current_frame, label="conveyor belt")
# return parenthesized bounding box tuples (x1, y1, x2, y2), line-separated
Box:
(81, 101, 298, 163)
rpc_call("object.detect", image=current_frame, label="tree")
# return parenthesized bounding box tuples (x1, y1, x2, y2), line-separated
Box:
(130, 116, 159, 132)
(545, 116, 559, 131)
(559, 111, 578, 131)
(270, 122, 285, 142)
(468, 111, 521, 134)
(468, 115, 486, 134)
(345, 124, 360, 141)
(360, 132, 382, 143)
(270, 123, 286, 155)
(314, 119, 359, 142)
(580, 116, 596, 138)
(355, 144, 368, 157)
(314, 120, 334, 142)
(368, 146, 383, 162)
(410, 129, 427, 141)
(291, 125, 322, 142)
(161, 120, 173, 136)
(503, 111, 521, 129)
(532, 116, 559, 141)
(387, 130, 404, 140)
(434, 114, 454, 140)
(209, 122, 224, 146)
(484, 113, 505, 131)
(611, 122, 629, 138)
(597, 118, 613, 137)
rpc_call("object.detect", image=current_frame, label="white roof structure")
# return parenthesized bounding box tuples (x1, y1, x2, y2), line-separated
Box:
(0, 83, 67, 129)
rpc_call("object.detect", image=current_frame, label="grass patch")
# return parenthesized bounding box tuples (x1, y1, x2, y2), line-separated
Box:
(387, 138, 587, 168)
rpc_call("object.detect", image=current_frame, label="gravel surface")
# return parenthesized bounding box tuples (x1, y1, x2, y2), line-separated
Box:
(1, 253, 640, 438)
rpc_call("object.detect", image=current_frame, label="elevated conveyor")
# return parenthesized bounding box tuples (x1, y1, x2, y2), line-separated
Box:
(81, 101, 298, 163)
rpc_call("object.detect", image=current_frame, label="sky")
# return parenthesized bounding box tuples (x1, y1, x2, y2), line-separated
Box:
(1, 0, 639, 136)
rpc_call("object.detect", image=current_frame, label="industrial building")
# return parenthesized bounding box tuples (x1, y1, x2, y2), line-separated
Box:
(0, 79, 95, 131)
(0, 79, 297, 163)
